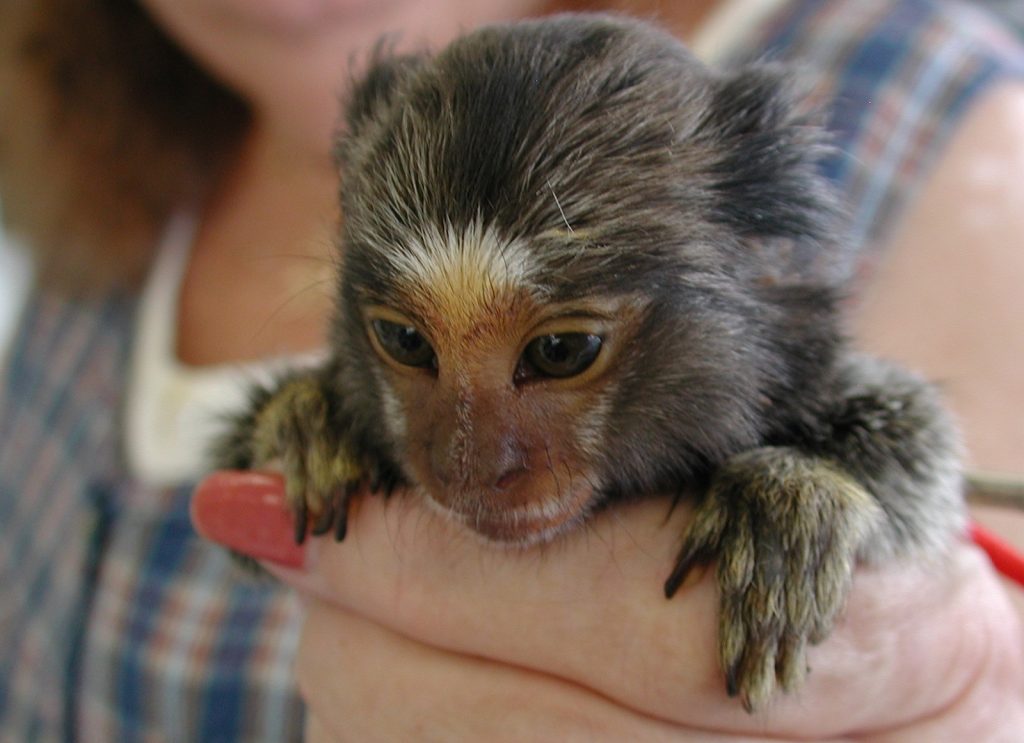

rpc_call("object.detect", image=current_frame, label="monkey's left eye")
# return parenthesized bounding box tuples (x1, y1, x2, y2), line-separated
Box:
(370, 319, 437, 369)
(520, 333, 602, 380)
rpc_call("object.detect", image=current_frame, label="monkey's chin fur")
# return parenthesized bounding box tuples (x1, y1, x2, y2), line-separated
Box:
(421, 482, 597, 546)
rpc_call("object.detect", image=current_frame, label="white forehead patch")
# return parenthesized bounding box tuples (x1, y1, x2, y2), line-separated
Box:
(387, 219, 538, 326)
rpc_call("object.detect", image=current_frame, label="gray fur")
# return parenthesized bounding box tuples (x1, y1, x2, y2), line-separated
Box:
(217, 13, 964, 712)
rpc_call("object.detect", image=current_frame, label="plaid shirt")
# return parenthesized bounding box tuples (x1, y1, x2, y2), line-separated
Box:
(0, 289, 306, 741)
(2, 1, 1022, 740)
(739, 0, 1024, 266)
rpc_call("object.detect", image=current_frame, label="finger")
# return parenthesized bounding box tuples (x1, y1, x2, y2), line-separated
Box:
(819, 544, 1024, 740)
(191, 470, 306, 568)
(305, 494, 741, 723)
(193, 472, 1024, 736)
(296, 597, 792, 743)
(305, 494, 1024, 736)
(189, 470, 366, 603)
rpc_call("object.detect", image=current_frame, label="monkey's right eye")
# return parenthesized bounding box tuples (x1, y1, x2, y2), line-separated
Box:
(370, 319, 437, 369)
(519, 332, 602, 381)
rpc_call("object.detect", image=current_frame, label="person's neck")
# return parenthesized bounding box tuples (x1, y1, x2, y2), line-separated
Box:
(175, 121, 339, 366)
(672, 0, 724, 41)
(549, 0, 723, 42)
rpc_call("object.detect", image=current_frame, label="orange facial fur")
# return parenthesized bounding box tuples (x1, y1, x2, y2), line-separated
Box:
(362, 227, 645, 543)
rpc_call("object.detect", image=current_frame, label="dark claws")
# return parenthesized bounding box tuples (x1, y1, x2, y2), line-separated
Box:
(333, 502, 349, 541)
(368, 462, 401, 496)
(725, 668, 739, 698)
(664, 543, 714, 598)
(663, 565, 689, 599)
(333, 482, 357, 542)
(368, 464, 382, 494)
(293, 498, 309, 545)
(310, 505, 335, 537)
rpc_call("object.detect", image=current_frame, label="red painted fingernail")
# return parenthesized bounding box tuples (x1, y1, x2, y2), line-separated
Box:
(191, 470, 306, 568)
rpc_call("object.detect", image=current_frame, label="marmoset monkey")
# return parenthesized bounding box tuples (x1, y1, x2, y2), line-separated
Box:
(216, 13, 964, 711)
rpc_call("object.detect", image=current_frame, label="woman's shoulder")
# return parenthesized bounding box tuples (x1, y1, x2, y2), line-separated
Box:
(733, 0, 1024, 246)
(751, 0, 1024, 68)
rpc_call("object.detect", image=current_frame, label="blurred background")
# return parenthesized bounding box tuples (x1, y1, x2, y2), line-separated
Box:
(0, 204, 32, 364)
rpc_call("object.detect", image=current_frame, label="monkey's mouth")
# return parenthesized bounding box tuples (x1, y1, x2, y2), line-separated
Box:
(462, 500, 588, 544)
(427, 483, 596, 545)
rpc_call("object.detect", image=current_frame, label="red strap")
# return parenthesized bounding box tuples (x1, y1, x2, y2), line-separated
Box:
(970, 521, 1024, 588)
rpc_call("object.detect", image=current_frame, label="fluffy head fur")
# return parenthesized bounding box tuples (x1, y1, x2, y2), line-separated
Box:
(214, 17, 961, 707)
(330, 14, 847, 540)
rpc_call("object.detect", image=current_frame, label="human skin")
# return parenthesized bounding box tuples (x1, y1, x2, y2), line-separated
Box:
(192, 472, 1024, 741)
(849, 82, 1024, 480)
(158, 0, 1024, 736)
(138, 0, 546, 366)
(850, 80, 1024, 616)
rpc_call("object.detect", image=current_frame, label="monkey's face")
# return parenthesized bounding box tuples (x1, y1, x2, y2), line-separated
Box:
(333, 15, 842, 543)
(356, 223, 648, 543)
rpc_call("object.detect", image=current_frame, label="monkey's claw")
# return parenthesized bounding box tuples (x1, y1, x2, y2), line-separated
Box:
(669, 447, 883, 711)
(247, 374, 365, 544)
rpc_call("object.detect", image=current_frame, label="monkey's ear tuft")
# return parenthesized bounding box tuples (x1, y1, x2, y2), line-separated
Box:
(344, 45, 429, 139)
(703, 64, 804, 140)
(699, 64, 836, 245)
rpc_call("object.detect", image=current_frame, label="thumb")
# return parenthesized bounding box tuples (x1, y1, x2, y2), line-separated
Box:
(191, 470, 307, 569)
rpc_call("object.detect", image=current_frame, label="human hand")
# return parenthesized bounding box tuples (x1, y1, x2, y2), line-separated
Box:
(192, 472, 1024, 742)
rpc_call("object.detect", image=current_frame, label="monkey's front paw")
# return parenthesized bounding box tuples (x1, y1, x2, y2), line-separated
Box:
(246, 375, 370, 544)
(665, 447, 884, 711)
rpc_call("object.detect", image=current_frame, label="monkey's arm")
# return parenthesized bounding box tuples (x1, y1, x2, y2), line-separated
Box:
(666, 354, 964, 711)
(213, 365, 399, 543)
(810, 354, 966, 559)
